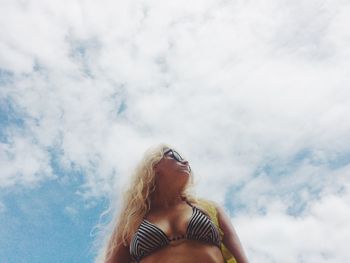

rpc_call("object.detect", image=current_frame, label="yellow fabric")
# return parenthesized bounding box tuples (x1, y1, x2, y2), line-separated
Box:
(196, 199, 237, 263)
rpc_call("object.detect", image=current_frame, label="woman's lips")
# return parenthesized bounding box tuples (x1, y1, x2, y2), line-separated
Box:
(179, 165, 190, 172)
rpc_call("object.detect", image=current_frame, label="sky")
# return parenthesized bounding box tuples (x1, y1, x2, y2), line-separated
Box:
(0, 0, 350, 262)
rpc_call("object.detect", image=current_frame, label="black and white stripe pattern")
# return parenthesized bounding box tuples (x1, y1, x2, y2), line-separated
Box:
(130, 220, 169, 262)
(130, 203, 221, 262)
(187, 206, 221, 247)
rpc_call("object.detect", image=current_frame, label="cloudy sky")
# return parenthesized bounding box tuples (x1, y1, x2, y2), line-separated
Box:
(1, 0, 350, 262)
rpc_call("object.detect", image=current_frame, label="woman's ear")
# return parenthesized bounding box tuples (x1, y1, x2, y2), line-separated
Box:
(153, 163, 159, 171)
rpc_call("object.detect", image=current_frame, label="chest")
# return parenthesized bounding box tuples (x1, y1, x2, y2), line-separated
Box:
(145, 204, 194, 237)
(130, 203, 222, 261)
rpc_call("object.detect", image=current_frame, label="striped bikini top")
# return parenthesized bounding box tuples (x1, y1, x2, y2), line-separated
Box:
(130, 200, 221, 262)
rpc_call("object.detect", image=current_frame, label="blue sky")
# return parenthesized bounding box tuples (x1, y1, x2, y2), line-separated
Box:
(0, 135, 107, 263)
(1, 0, 350, 262)
(0, 178, 105, 263)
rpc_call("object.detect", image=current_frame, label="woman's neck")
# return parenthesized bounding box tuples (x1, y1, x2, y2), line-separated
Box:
(150, 190, 184, 210)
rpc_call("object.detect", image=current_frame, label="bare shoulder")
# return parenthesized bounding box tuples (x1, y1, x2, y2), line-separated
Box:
(210, 202, 232, 228)
(212, 202, 228, 218)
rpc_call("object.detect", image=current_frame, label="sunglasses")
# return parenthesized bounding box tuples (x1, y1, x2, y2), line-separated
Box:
(164, 149, 184, 162)
(164, 149, 191, 172)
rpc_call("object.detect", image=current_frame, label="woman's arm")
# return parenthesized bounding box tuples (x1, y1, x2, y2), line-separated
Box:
(216, 204, 249, 263)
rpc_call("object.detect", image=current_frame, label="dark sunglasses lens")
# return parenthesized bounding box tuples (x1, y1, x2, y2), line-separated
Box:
(173, 151, 183, 161)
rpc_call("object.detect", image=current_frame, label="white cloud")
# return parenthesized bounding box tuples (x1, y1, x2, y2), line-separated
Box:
(237, 188, 350, 263)
(0, 134, 53, 188)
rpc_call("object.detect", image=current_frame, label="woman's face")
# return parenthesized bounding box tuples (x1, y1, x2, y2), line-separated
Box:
(153, 149, 191, 190)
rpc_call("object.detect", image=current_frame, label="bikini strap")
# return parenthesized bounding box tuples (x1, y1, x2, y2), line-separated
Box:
(183, 198, 194, 208)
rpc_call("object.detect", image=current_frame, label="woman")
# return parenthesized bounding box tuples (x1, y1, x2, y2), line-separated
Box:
(101, 144, 249, 263)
